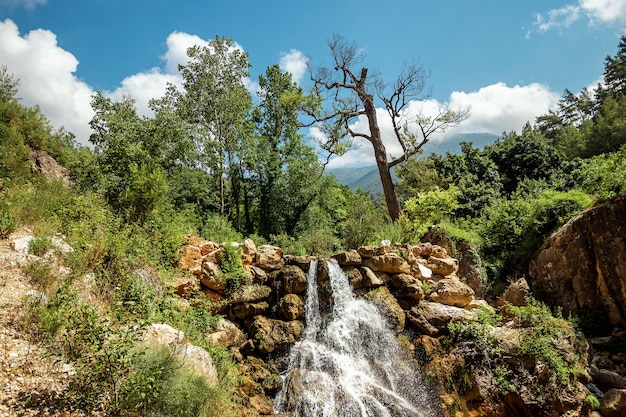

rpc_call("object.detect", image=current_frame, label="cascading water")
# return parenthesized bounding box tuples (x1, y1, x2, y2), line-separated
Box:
(274, 259, 434, 417)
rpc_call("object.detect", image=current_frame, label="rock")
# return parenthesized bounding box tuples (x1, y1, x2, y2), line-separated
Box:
(279, 294, 304, 321)
(240, 238, 256, 265)
(357, 246, 378, 258)
(364, 286, 405, 332)
(332, 249, 362, 266)
(412, 263, 433, 280)
(229, 284, 272, 303)
(343, 266, 363, 289)
(426, 256, 459, 277)
(361, 266, 386, 287)
(390, 273, 425, 302)
(203, 247, 224, 264)
(172, 274, 200, 298)
(256, 245, 285, 270)
(409, 301, 477, 334)
(178, 245, 203, 275)
(200, 261, 225, 291)
(198, 240, 219, 256)
(173, 343, 218, 385)
(247, 316, 304, 354)
(428, 277, 474, 308)
(529, 196, 626, 326)
(591, 366, 626, 391)
(362, 253, 411, 274)
(274, 265, 308, 295)
(456, 241, 484, 298)
(142, 323, 185, 347)
(230, 302, 270, 319)
(10, 235, 34, 254)
(600, 389, 626, 417)
(497, 278, 530, 308)
(205, 318, 244, 348)
(247, 265, 268, 283)
(49, 236, 74, 256)
(29, 148, 72, 186)
(285, 255, 314, 271)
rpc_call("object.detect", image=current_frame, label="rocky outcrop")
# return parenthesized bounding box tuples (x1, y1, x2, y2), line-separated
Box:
(529, 196, 626, 327)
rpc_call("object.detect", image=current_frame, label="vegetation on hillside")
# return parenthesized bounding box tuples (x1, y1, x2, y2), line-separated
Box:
(1, 34, 625, 416)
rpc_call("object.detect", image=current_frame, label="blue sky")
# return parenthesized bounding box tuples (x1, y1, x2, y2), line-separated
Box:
(1, 0, 626, 167)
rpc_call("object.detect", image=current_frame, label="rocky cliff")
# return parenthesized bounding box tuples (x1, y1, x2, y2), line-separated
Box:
(529, 195, 626, 328)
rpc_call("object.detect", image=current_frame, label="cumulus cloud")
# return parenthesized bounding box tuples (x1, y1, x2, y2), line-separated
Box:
(324, 82, 560, 169)
(0, 0, 46, 10)
(279, 49, 308, 84)
(0, 19, 94, 144)
(529, 0, 626, 36)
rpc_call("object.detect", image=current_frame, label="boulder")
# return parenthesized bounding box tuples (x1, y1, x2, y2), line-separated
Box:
(230, 302, 270, 320)
(428, 277, 474, 308)
(357, 246, 378, 258)
(390, 273, 425, 302)
(426, 256, 459, 277)
(11, 235, 34, 254)
(332, 249, 362, 266)
(202, 247, 224, 264)
(247, 316, 304, 354)
(178, 245, 202, 275)
(285, 255, 314, 271)
(279, 294, 304, 321)
(229, 284, 272, 303)
(142, 323, 185, 347)
(274, 265, 308, 295)
(172, 274, 200, 298)
(343, 266, 363, 289)
(240, 238, 256, 265)
(255, 245, 285, 270)
(497, 277, 530, 308)
(529, 196, 626, 326)
(200, 261, 225, 291)
(600, 389, 626, 417)
(364, 286, 405, 332)
(362, 253, 411, 274)
(198, 240, 219, 256)
(591, 366, 625, 391)
(408, 301, 477, 335)
(361, 266, 386, 287)
(173, 343, 218, 385)
(205, 318, 244, 348)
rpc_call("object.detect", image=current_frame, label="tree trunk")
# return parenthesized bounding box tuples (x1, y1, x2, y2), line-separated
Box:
(361, 89, 402, 221)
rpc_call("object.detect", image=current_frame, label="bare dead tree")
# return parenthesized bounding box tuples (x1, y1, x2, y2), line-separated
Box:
(311, 34, 469, 221)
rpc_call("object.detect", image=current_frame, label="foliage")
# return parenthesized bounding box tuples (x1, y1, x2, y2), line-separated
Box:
(444, 307, 501, 363)
(584, 394, 600, 410)
(0, 208, 18, 238)
(220, 244, 250, 294)
(201, 212, 243, 244)
(28, 236, 52, 257)
(404, 184, 460, 229)
(580, 144, 626, 201)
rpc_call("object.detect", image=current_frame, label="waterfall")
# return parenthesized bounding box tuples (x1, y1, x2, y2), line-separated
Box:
(274, 259, 434, 417)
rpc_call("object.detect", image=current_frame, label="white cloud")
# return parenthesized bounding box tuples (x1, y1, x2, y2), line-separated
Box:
(324, 82, 560, 169)
(0, 0, 46, 10)
(529, 0, 626, 36)
(0, 19, 94, 144)
(279, 49, 308, 84)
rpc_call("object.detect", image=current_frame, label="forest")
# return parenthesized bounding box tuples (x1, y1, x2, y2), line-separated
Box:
(1, 33, 625, 416)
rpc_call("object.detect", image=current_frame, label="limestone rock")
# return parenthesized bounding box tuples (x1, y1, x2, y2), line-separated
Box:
(10, 235, 34, 254)
(408, 301, 476, 335)
(141, 323, 185, 347)
(172, 274, 199, 298)
(390, 273, 424, 302)
(529, 196, 626, 326)
(248, 316, 304, 354)
(279, 294, 304, 321)
(426, 256, 459, 277)
(178, 245, 202, 275)
(600, 389, 626, 417)
(29, 148, 72, 186)
(205, 318, 244, 348)
(362, 253, 411, 274)
(255, 245, 284, 270)
(273, 265, 307, 295)
(591, 365, 625, 391)
(343, 266, 363, 289)
(357, 245, 377, 258)
(428, 277, 474, 308)
(230, 302, 269, 320)
(173, 343, 218, 385)
(364, 286, 405, 332)
(497, 277, 530, 308)
(229, 284, 272, 303)
(361, 266, 386, 287)
(200, 261, 225, 291)
(240, 238, 256, 265)
(285, 254, 314, 271)
(332, 249, 362, 266)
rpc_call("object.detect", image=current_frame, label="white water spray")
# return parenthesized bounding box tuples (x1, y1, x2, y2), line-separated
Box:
(274, 260, 433, 416)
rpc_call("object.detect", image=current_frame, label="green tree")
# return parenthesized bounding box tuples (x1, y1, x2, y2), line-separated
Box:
(175, 36, 253, 230)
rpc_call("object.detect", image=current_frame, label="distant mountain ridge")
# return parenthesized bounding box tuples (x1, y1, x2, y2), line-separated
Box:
(327, 133, 499, 194)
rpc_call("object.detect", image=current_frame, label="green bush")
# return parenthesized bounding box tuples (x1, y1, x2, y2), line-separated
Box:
(0, 209, 17, 238)
(220, 244, 250, 294)
(28, 236, 52, 257)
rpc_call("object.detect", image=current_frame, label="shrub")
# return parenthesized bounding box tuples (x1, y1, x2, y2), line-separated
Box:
(220, 243, 250, 295)
(584, 394, 600, 410)
(0, 209, 17, 238)
(28, 236, 52, 257)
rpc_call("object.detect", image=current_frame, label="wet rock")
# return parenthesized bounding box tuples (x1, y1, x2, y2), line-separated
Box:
(364, 286, 405, 332)
(343, 266, 363, 289)
(591, 365, 625, 391)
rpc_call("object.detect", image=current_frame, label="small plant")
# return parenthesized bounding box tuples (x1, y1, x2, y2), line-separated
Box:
(584, 394, 600, 410)
(220, 244, 250, 295)
(421, 281, 431, 295)
(24, 260, 56, 294)
(493, 366, 516, 395)
(29, 236, 52, 257)
(0, 210, 18, 238)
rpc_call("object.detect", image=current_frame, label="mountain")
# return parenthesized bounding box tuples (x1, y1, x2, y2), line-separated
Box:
(327, 133, 500, 194)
